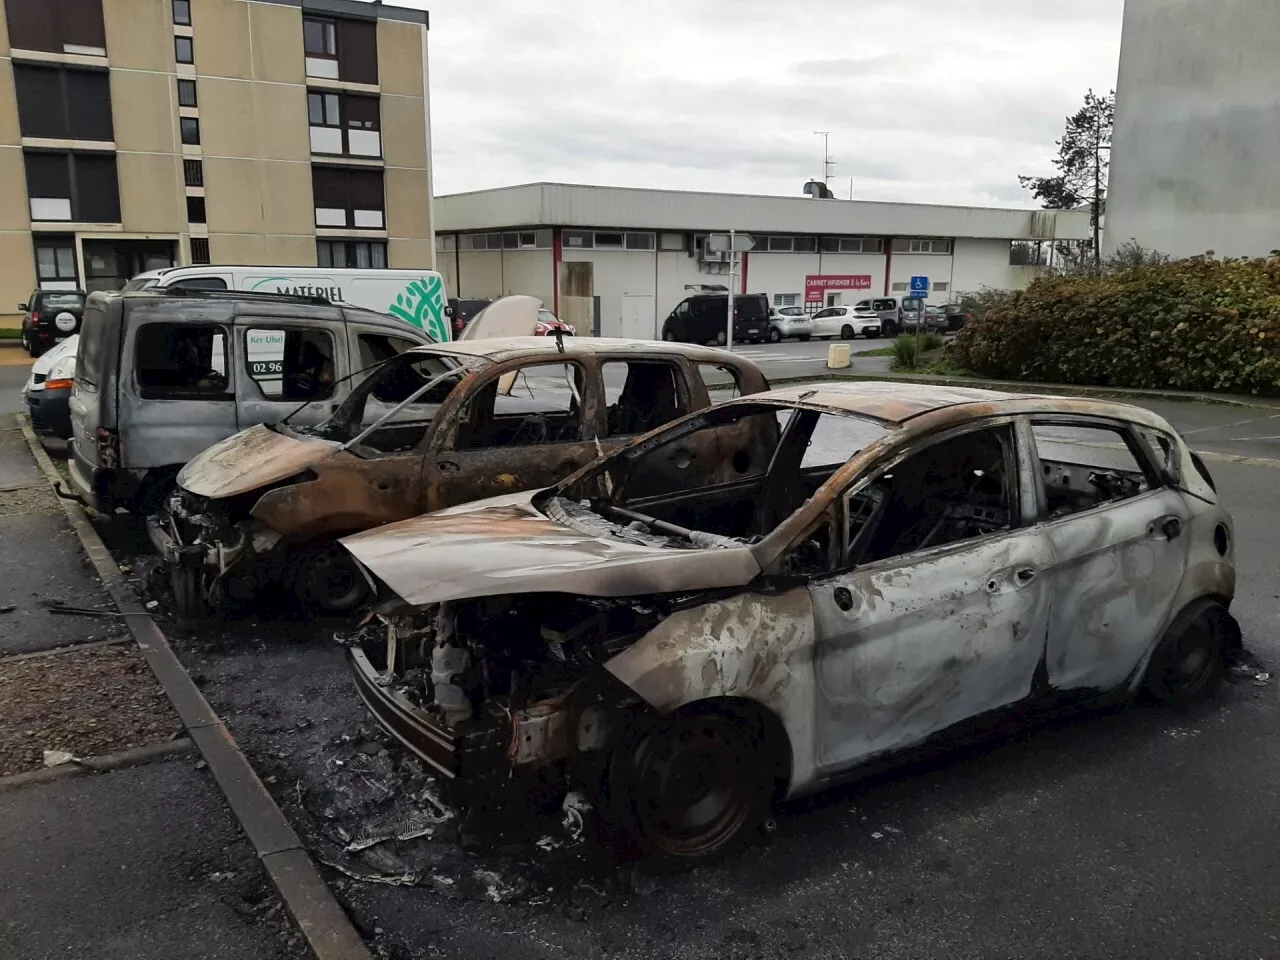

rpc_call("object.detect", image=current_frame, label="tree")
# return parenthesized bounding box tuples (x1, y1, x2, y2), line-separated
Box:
(1019, 89, 1114, 267)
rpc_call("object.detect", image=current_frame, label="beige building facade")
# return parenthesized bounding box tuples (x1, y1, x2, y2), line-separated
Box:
(0, 0, 434, 325)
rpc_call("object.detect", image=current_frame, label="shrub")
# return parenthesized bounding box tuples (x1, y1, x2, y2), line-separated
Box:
(893, 336, 920, 369)
(949, 256, 1280, 395)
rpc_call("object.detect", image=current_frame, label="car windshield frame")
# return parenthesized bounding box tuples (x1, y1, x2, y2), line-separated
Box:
(551, 398, 893, 550)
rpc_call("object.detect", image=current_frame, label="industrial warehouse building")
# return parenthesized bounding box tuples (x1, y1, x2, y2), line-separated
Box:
(435, 182, 1091, 338)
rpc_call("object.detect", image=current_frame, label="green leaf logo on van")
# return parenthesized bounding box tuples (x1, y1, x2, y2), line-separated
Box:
(389, 276, 448, 341)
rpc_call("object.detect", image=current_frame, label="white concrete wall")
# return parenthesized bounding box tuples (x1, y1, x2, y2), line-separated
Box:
(499, 250, 554, 302)
(1106, 0, 1280, 258)
(945, 239, 1047, 296)
(455, 251, 504, 299)
(562, 249, 658, 337)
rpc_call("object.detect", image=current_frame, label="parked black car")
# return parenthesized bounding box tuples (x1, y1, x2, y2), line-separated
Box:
(943, 303, 973, 331)
(660, 293, 769, 345)
(448, 297, 492, 336)
(20, 289, 86, 356)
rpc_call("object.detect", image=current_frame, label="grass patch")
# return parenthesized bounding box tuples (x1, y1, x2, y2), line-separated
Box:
(892, 333, 971, 376)
(853, 345, 897, 357)
(0, 329, 21, 340)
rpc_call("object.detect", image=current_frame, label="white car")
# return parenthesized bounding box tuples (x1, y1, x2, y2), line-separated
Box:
(809, 306, 882, 340)
(767, 306, 813, 342)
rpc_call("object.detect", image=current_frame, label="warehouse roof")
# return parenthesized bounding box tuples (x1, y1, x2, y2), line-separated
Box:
(434, 182, 1090, 242)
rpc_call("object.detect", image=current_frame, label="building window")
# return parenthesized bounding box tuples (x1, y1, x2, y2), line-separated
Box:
(934, 281, 950, 292)
(821, 237, 884, 254)
(625, 232, 655, 250)
(496, 230, 551, 250)
(561, 230, 651, 251)
(891, 281, 908, 292)
(892, 238, 952, 255)
(304, 16, 377, 84)
(755, 236, 817, 253)
(174, 35, 194, 64)
(183, 158, 203, 187)
(24, 151, 119, 223)
(594, 232, 624, 249)
(190, 237, 210, 265)
(179, 117, 200, 146)
(462, 233, 501, 251)
(13, 65, 113, 142)
(312, 166, 384, 229)
(563, 230, 593, 250)
(34, 237, 78, 286)
(171, 0, 190, 25)
(317, 239, 387, 269)
(5, 0, 107, 57)
(435, 234, 455, 252)
(774, 293, 800, 307)
(659, 232, 684, 252)
(177, 78, 197, 107)
(186, 195, 206, 224)
(307, 91, 380, 157)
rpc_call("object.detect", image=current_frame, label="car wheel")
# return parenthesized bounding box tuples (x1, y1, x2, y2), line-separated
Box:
(290, 542, 369, 615)
(170, 564, 209, 622)
(715, 330, 727, 347)
(768, 328, 782, 343)
(1144, 598, 1234, 704)
(606, 703, 777, 862)
(799, 335, 811, 342)
(866, 330, 881, 339)
(840, 325, 855, 340)
(662, 328, 676, 342)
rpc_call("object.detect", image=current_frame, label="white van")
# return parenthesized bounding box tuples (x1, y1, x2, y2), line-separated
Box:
(124, 265, 451, 342)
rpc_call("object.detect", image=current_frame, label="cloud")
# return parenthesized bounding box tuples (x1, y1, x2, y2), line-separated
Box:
(368, 0, 1122, 206)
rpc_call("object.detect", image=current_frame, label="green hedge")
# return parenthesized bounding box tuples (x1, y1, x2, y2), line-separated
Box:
(950, 257, 1280, 395)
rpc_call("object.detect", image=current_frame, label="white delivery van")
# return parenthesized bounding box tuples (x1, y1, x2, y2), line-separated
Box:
(124, 266, 451, 342)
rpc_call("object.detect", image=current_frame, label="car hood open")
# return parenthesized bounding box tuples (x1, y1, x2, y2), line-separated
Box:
(457, 295, 541, 341)
(340, 490, 761, 607)
(177, 423, 341, 499)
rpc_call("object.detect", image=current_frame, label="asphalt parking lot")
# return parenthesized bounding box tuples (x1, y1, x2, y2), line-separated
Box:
(74, 389, 1278, 960)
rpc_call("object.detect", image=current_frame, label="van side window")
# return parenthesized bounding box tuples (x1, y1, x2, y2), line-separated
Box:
(245, 328, 336, 401)
(357, 333, 420, 369)
(603, 361, 689, 437)
(167, 277, 228, 290)
(136, 323, 230, 399)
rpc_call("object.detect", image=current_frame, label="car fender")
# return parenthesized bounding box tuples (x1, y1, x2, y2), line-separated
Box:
(604, 585, 821, 797)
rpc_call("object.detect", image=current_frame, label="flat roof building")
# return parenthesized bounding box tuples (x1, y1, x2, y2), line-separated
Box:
(0, 0, 434, 324)
(434, 183, 1090, 338)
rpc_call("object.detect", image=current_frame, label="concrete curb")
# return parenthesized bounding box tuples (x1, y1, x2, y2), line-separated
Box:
(736, 369, 1280, 409)
(16, 416, 372, 960)
(0, 738, 193, 791)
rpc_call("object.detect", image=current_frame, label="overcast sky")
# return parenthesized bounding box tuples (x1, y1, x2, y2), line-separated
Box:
(382, 0, 1122, 207)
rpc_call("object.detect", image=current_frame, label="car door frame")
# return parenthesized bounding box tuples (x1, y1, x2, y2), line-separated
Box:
(233, 315, 350, 429)
(778, 414, 1054, 783)
(1022, 413, 1194, 695)
(420, 353, 604, 513)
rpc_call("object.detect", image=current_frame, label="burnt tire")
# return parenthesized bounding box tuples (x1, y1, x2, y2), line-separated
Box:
(170, 564, 208, 622)
(1144, 598, 1232, 705)
(605, 703, 776, 863)
(289, 542, 369, 615)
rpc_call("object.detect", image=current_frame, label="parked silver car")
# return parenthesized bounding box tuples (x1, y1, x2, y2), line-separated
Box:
(766, 306, 812, 343)
(347, 382, 1239, 861)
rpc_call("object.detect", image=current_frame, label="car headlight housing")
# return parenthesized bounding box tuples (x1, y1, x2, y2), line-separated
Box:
(45, 354, 77, 390)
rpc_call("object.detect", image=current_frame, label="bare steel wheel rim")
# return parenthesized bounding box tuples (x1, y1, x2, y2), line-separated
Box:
(629, 714, 762, 858)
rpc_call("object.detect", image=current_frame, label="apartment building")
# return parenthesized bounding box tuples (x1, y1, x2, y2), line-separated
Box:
(0, 0, 434, 324)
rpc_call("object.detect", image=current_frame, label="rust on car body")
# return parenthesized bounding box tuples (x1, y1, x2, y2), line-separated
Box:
(157, 337, 767, 617)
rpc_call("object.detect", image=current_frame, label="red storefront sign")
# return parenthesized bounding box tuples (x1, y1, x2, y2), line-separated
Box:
(804, 274, 872, 302)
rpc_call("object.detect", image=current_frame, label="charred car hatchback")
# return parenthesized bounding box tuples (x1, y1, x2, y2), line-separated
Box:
(159, 338, 766, 617)
(344, 382, 1239, 861)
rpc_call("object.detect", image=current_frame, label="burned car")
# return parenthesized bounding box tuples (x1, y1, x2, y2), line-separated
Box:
(345, 382, 1239, 861)
(156, 338, 767, 617)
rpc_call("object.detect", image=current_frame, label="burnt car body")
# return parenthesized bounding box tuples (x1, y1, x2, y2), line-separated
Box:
(157, 338, 767, 617)
(345, 382, 1239, 861)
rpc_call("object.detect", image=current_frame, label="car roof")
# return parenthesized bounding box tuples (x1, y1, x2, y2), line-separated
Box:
(739, 380, 1160, 429)
(403, 336, 751, 365)
(105, 289, 415, 329)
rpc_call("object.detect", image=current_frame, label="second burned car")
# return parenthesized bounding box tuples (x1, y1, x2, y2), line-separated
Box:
(156, 338, 766, 617)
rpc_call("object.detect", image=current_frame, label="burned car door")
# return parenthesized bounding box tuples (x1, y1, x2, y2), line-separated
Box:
(1028, 419, 1193, 693)
(425, 359, 601, 510)
(234, 318, 348, 429)
(804, 421, 1054, 776)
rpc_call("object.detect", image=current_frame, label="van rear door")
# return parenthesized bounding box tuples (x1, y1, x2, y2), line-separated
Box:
(69, 295, 120, 468)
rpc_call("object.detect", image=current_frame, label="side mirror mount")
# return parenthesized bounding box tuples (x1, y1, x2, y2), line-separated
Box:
(18, 303, 28, 311)
(444, 304, 454, 318)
